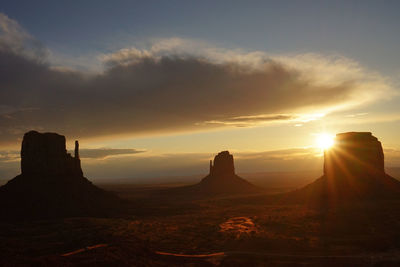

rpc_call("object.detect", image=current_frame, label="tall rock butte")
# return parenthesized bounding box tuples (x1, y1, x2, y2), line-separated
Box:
(21, 131, 83, 176)
(209, 151, 235, 177)
(324, 132, 385, 179)
(182, 151, 260, 195)
(288, 132, 400, 204)
(0, 131, 122, 219)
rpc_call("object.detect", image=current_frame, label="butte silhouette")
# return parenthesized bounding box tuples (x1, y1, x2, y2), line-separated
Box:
(175, 151, 260, 195)
(287, 132, 400, 205)
(0, 131, 122, 219)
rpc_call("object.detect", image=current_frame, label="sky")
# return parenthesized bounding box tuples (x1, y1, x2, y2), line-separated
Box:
(1, 0, 400, 182)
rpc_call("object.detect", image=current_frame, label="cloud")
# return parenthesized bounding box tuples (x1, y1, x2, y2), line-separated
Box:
(77, 148, 145, 159)
(0, 146, 145, 182)
(0, 150, 19, 162)
(201, 113, 327, 127)
(0, 13, 47, 61)
(0, 147, 144, 162)
(384, 148, 400, 167)
(202, 114, 295, 127)
(0, 13, 395, 146)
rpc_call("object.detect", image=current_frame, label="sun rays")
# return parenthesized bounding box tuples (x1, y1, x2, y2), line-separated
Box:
(315, 133, 335, 151)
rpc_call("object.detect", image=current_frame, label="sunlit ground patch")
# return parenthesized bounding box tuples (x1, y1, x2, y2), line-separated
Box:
(219, 216, 259, 238)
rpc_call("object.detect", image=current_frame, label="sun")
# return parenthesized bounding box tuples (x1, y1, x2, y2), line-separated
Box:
(316, 133, 335, 150)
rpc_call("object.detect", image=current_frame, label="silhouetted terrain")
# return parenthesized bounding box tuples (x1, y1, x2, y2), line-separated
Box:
(164, 151, 262, 196)
(284, 132, 400, 205)
(2, 132, 400, 266)
(0, 131, 123, 219)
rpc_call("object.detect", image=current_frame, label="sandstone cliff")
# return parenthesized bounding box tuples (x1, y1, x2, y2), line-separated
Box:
(324, 132, 384, 178)
(0, 131, 123, 219)
(21, 131, 83, 176)
(286, 132, 400, 205)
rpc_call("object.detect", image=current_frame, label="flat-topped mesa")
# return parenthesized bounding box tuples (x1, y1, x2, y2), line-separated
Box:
(324, 132, 385, 178)
(21, 131, 82, 176)
(210, 151, 235, 176)
(1, 130, 122, 219)
(283, 132, 400, 204)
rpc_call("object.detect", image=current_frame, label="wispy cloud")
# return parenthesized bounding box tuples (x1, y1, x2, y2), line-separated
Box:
(77, 148, 145, 159)
(0, 150, 19, 162)
(384, 148, 400, 167)
(202, 114, 296, 127)
(201, 113, 326, 127)
(0, 147, 145, 162)
(0, 13, 47, 61)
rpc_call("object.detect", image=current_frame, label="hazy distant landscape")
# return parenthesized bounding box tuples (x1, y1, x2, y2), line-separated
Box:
(3, 168, 400, 189)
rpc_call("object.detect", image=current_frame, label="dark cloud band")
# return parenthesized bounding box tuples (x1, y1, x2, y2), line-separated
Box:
(0, 13, 392, 146)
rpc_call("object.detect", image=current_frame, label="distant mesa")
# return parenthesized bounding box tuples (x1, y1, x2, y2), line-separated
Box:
(210, 151, 235, 177)
(0, 131, 122, 219)
(176, 151, 261, 195)
(287, 132, 400, 204)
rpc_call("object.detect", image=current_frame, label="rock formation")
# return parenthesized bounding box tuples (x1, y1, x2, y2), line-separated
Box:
(324, 132, 384, 179)
(209, 151, 235, 177)
(287, 132, 400, 205)
(21, 131, 83, 176)
(178, 151, 260, 195)
(0, 131, 123, 219)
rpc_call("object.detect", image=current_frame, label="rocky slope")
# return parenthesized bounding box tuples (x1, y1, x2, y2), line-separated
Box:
(176, 151, 261, 196)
